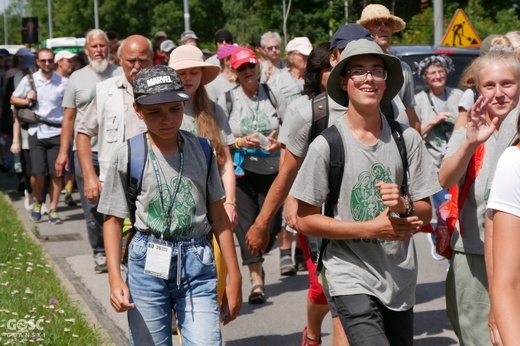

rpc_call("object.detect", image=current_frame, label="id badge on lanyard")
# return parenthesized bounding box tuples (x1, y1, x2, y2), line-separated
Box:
(144, 238, 172, 279)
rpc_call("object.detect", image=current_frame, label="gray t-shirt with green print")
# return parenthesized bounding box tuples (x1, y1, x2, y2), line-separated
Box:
(217, 84, 287, 175)
(414, 87, 464, 171)
(290, 115, 440, 311)
(98, 131, 225, 238)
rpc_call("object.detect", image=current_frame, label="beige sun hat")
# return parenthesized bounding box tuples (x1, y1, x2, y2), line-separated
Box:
(357, 4, 406, 33)
(168, 45, 220, 85)
(327, 39, 403, 107)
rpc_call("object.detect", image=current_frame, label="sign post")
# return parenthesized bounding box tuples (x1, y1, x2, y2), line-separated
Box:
(441, 9, 481, 48)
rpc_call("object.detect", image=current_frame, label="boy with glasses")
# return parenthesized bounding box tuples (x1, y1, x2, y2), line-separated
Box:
(289, 39, 440, 345)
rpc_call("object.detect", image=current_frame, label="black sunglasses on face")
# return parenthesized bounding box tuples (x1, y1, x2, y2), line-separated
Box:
(237, 63, 256, 72)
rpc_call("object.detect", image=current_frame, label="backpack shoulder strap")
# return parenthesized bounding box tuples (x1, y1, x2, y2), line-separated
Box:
(386, 118, 408, 196)
(309, 92, 329, 143)
(315, 124, 345, 274)
(261, 83, 276, 109)
(197, 136, 213, 178)
(320, 125, 345, 214)
(127, 133, 147, 226)
(225, 90, 233, 117)
(261, 83, 282, 126)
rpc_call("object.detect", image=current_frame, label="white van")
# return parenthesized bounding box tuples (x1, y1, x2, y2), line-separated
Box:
(41, 37, 85, 54)
(0, 45, 31, 55)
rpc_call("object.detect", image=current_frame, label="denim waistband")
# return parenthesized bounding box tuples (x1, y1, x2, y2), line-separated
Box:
(136, 230, 209, 248)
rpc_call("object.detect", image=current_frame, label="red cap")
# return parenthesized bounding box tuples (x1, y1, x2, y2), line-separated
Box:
(231, 48, 258, 70)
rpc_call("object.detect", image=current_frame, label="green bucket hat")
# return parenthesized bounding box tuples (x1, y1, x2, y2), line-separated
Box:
(327, 39, 403, 107)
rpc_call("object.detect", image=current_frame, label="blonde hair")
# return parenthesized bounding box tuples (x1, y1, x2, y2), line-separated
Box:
(505, 31, 520, 57)
(192, 87, 225, 166)
(459, 57, 479, 90)
(490, 35, 512, 48)
(475, 50, 520, 90)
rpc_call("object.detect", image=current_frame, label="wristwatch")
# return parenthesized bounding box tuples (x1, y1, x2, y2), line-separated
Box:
(398, 195, 415, 218)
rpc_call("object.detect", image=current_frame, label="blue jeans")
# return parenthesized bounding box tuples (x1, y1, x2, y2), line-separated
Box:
(127, 232, 221, 346)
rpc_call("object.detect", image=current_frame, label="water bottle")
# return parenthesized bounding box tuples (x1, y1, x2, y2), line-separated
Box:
(436, 194, 452, 259)
(13, 154, 22, 173)
(256, 133, 270, 150)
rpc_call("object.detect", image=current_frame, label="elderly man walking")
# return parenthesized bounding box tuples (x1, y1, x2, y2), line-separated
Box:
(76, 35, 152, 200)
(55, 29, 121, 273)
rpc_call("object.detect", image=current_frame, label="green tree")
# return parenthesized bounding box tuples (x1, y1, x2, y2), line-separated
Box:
(0, 0, 29, 45)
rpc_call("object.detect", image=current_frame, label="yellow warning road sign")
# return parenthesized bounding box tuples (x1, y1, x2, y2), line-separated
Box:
(441, 9, 481, 48)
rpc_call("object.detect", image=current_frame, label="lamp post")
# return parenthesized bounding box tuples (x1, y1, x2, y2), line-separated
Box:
(4, 0, 8, 44)
(47, 0, 52, 38)
(94, 0, 99, 29)
(183, 0, 190, 31)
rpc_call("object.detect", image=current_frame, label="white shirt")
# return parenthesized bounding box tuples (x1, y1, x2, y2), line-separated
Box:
(13, 70, 67, 139)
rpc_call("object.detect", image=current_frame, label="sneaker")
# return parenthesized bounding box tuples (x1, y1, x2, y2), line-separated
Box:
(64, 190, 77, 207)
(41, 203, 50, 215)
(48, 210, 63, 225)
(24, 190, 34, 210)
(94, 253, 108, 274)
(280, 255, 296, 276)
(31, 202, 42, 223)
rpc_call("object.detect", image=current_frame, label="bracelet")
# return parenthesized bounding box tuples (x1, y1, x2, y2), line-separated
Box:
(223, 202, 237, 208)
(235, 137, 241, 148)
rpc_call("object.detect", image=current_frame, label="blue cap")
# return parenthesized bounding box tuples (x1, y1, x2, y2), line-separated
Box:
(330, 24, 374, 50)
(0, 48, 9, 56)
(16, 47, 32, 56)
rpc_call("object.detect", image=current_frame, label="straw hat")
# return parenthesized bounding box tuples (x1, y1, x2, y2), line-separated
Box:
(327, 39, 403, 107)
(357, 4, 406, 33)
(168, 45, 220, 85)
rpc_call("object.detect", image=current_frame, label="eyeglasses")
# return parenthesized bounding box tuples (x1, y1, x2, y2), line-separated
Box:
(266, 45, 280, 52)
(236, 63, 257, 72)
(38, 58, 54, 64)
(346, 69, 388, 82)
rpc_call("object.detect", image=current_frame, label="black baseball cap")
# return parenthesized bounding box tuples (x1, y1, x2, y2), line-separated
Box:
(214, 29, 233, 43)
(133, 65, 190, 105)
(330, 24, 374, 50)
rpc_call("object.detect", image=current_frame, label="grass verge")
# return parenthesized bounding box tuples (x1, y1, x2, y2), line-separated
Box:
(0, 192, 106, 345)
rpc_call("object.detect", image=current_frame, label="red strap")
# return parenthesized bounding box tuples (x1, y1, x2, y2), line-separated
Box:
(458, 143, 485, 235)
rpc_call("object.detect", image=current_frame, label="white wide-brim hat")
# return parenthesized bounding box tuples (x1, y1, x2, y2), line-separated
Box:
(169, 45, 220, 85)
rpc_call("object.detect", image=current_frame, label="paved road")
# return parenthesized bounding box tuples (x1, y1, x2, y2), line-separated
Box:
(1, 172, 458, 345)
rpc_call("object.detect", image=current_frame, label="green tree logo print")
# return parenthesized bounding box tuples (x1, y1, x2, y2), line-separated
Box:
(351, 163, 393, 221)
(147, 176, 196, 236)
(240, 108, 271, 134)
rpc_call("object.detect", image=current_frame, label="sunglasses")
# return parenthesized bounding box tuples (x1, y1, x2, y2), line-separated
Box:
(38, 58, 54, 64)
(216, 39, 230, 44)
(236, 63, 257, 72)
(266, 45, 280, 52)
